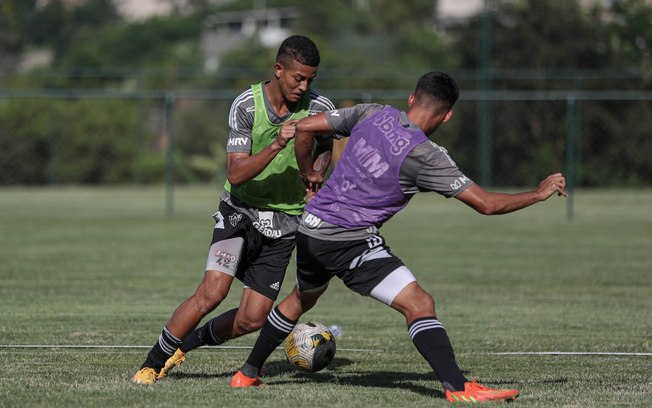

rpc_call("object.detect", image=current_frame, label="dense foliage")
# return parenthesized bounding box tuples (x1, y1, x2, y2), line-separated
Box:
(0, 0, 650, 186)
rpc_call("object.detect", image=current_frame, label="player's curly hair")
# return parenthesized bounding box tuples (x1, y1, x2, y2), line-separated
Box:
(276, 35, 321, 67)
(414, 71, 460, 110)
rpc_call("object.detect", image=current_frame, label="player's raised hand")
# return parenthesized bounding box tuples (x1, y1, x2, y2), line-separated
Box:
(274, 119, 299, 150)
(537, 172, 568, 199)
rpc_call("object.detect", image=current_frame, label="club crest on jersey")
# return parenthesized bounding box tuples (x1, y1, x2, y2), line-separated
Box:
(229, 213, 242, 227)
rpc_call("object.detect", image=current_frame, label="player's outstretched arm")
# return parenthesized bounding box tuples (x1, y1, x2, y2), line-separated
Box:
(295, 113, 331, 185)
(455, 173, 567, 215)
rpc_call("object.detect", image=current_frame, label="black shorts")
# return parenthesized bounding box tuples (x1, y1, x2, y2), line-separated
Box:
(205, 201, 295, 301)
(295, 231, 404, 296)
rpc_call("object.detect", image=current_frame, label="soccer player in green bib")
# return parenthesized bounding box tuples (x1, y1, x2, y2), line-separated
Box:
(132, 35, 335, 384)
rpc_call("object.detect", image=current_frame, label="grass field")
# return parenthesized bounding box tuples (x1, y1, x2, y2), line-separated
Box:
(1, 186, 650, 407)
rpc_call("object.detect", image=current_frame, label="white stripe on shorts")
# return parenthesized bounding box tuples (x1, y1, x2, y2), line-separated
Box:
(369, 265, 416, 306)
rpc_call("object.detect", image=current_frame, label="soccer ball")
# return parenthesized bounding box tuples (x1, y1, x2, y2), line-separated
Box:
(284, 321, 336, 373)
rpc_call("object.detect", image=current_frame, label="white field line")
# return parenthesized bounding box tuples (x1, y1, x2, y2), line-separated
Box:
(1, 345, 651, 356)
(0, 344, 381, 353)
(486, 351, 652, 356)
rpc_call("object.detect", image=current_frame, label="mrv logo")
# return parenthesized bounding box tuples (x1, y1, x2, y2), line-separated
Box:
(228, 137, 248, 146)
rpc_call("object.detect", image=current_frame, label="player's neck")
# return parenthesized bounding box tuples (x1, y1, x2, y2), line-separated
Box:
(264, 81, 297, 117)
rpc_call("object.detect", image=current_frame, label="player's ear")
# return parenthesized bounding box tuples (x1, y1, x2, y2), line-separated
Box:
(443, 110, 453, 123)
(407, 93, 415, 107)
(274, 63, 283, 80)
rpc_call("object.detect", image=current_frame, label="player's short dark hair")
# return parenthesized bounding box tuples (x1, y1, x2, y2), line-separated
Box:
(414, 71, 459, 110)
(276, 35, 321, 67)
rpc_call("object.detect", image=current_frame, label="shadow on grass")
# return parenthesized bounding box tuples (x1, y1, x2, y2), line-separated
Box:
(171, 357, 450, 398)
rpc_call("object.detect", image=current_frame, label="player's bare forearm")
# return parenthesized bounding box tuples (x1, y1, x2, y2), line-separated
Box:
(456, 173, 567, 215)
(461, 188, 542, 215)
(227, 121, 298, 187)
(295, 113, 331, 182)
(226, 136, 293, 186)
(312, 139, 333, 177)
(304, 140, 332, 203)
(226, 149, 278, 186)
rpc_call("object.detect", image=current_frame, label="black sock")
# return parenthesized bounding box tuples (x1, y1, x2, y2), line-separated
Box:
(409, 317, 467, 391)
(141, 326, 182, 371)
(242, 306, 296, 376)
(179, 317, 224, 353)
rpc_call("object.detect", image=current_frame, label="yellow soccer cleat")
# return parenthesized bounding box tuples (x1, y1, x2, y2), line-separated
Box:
(132, 367, 159, 385)
(158, 349, 186, 380)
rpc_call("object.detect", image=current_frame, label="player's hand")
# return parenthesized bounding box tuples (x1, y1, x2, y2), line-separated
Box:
(301, 170, 323, 186)
(302, 170, 323, 204)
(537, 172, 568, 199)
(306, 182, 320, 203)
(273, 119, 299, 150)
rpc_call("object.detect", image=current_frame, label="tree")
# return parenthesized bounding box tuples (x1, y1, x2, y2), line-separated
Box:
(56, 16, 202, 71)
(449, 0, 652, 187)
(610, 0, 652, 70)
(0, 0, 38, 73)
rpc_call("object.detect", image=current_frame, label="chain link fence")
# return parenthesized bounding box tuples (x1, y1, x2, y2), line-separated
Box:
(2, 85, 651, 196)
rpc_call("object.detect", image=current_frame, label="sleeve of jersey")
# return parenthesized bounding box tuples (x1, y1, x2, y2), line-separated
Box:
(406, 142, 474, 198)
(325, 103, 384, 139)
(226, 92, 254, 154)
(308, 92, 336, 113)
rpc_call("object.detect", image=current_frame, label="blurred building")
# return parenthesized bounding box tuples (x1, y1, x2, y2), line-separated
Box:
(435, 0, 628, 27)
(112, 0, 299, 72)
(116, 0, 178, 20)
(201, 5, 299, 73)
(35, 0, 231, 21)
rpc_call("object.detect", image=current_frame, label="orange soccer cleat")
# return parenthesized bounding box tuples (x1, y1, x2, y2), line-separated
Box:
(230, 370, 265, 387)
(445, 380, 519, 403)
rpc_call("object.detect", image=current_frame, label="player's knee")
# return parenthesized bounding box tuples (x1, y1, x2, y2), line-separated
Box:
(192, 273, 232, 314)
(234, 313, 266, 334)
(393, 283, 435, 317)
(406, 292, 435, 317)
(193, 288, 228, 315)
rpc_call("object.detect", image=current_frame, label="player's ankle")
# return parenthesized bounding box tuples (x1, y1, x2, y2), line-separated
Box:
(240, 363, 259, 378)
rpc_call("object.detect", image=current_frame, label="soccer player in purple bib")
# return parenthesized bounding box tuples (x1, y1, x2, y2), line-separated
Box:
(230, 71, 567, 402)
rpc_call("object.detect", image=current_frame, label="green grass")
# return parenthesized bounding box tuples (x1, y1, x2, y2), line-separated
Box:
(1, 186, 651, 407)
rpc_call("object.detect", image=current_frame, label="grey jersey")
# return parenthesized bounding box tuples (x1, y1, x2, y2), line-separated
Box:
(221, 84, 335, 238)
(300, 103, 473, 241)
(226, 83, 335, 154)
